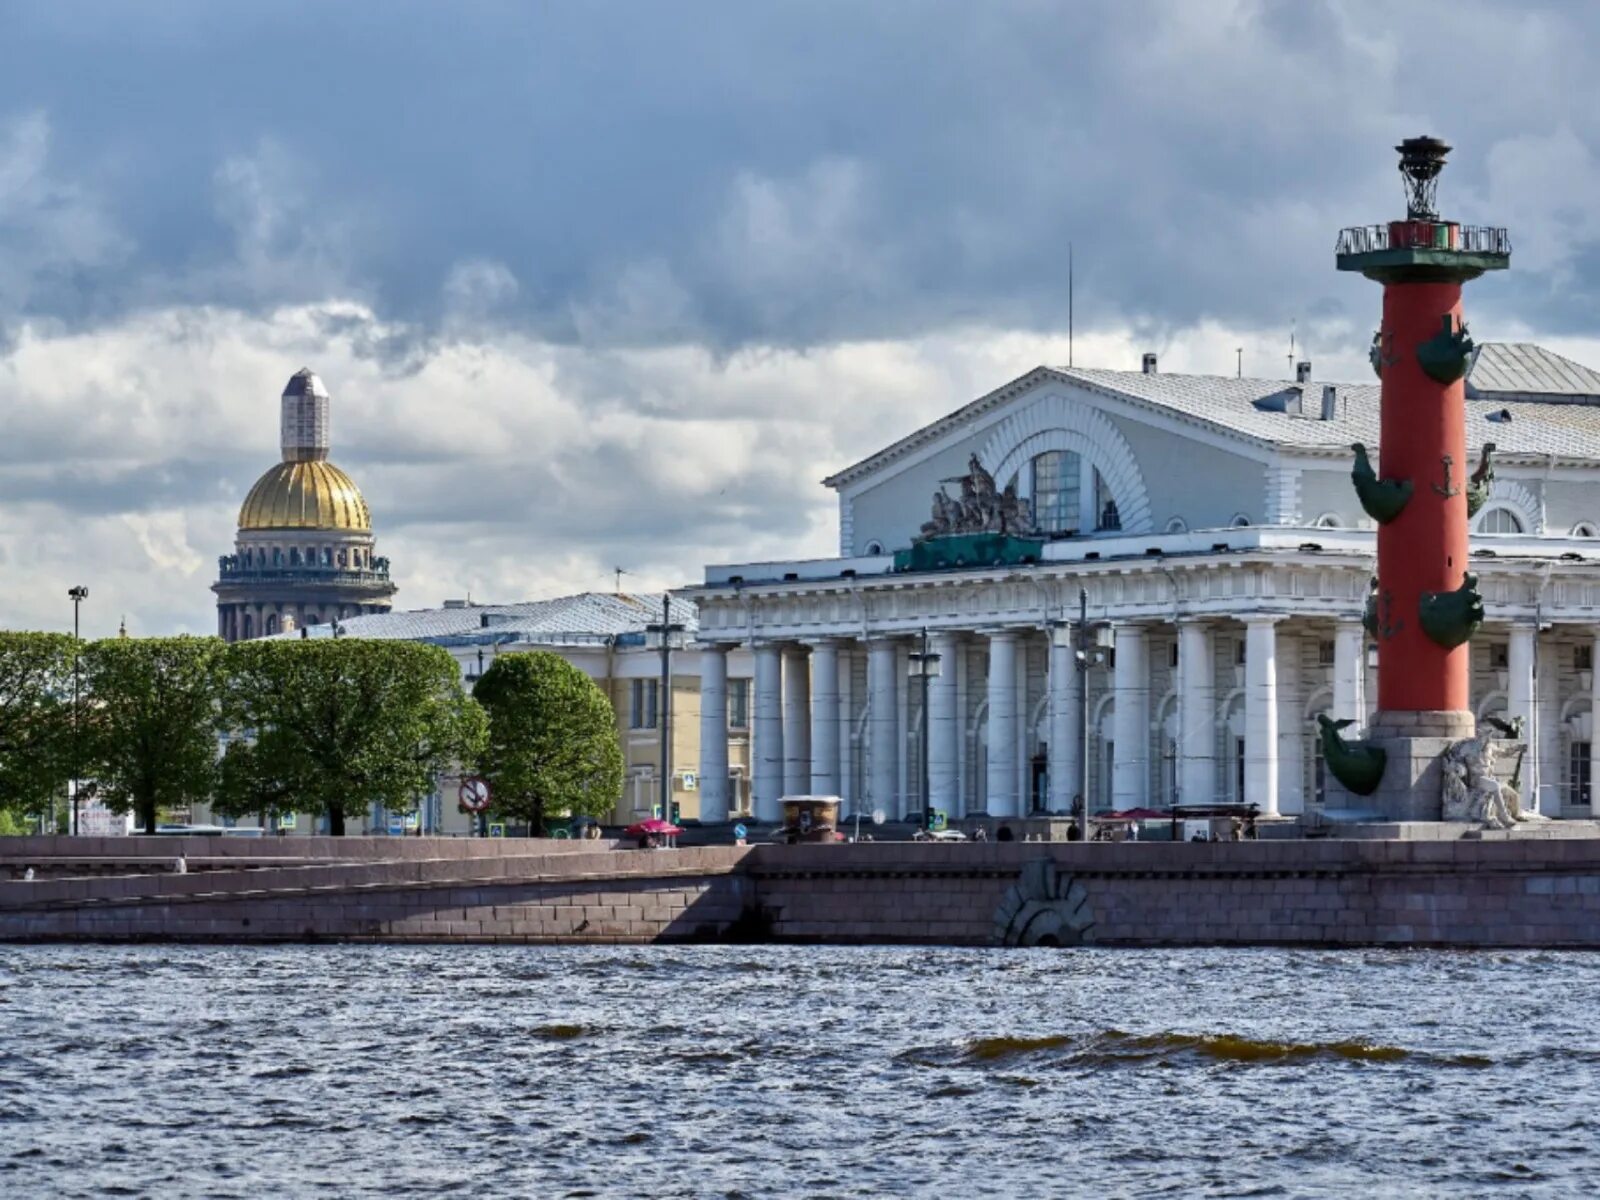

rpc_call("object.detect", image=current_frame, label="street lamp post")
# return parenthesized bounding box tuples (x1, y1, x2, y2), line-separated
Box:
(1069, 587, 1114, 843)
(646, 595, 686, 835)
(68, 586, 88, 837)
(908, 628, 942, 832)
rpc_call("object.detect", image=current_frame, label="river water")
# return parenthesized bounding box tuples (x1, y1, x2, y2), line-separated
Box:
(1, 945, 1597, 1198)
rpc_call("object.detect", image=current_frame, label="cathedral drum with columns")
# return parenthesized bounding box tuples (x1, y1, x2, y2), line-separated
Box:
(688, 337, 1600, 827)
(213, 369, 397, 641)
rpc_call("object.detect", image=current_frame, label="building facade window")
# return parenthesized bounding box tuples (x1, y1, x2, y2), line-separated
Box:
(630, 679, 659, 729)
(1569, 740, 1592, 809)
(1579, 645, 1595, 672)
(1476, 506, 1524, 534)
(1031, 450, 1081, 534)
(1490, 642, 1509, 669)
(1094, 469, 1119, 531)
(1574, 523, 1599, 538)
(1318, 640, 1336, 666)
(728, 678, 750, 729)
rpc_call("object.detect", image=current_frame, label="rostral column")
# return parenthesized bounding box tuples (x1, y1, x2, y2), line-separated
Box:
(1332, 137, 1510, 814)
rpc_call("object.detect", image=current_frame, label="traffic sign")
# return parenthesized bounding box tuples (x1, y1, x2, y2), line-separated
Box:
(386, 816, 404, 836)
(487, 822, 505, 839)
(871, 809, 886, 826)
(459, 777, 491, 812)
(733, 823, 748, 840)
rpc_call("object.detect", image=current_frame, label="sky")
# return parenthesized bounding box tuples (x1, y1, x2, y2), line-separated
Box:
(5, 0, 1600, 636)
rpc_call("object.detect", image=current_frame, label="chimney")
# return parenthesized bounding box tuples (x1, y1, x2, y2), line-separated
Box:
(1142, 352, 1158, 374)
(1321, 385, 1338, 421)
(1296, 360, 1312, 383)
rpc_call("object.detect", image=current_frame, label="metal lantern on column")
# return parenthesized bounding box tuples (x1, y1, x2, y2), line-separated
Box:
(908, 629, 942, 831)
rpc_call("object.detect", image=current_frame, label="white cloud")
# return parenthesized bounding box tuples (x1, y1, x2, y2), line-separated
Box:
(0, 295, 1389, 637)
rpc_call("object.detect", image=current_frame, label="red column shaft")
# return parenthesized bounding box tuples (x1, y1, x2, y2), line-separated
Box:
(1376, 280, 1469, 713)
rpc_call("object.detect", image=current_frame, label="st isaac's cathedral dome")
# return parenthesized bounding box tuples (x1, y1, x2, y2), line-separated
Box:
(212, 368, 397, 641)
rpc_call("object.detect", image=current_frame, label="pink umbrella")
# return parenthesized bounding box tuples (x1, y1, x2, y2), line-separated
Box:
(624, 817, 684, 837)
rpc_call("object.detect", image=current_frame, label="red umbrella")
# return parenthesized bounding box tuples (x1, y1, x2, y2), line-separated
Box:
(624, 817, 684, 837)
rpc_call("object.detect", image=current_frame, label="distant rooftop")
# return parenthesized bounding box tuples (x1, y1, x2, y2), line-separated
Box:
(271, 591, 698, 646)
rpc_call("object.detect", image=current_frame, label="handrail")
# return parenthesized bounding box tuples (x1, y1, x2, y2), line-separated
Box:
(1336, 222, 1511, 256)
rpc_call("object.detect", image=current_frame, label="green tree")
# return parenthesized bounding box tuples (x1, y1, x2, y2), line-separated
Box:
(473, 651, 624, 834)
(218, 639, 487, 835)
(80, 636, 227, 833)
(0, 631, 75, 825)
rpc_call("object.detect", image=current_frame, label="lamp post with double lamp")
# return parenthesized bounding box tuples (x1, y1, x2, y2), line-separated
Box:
(68, 586, 88, 837)
(908, 628, 942, 831)
(1055, 588, 1113, 843)
(646, 595, 686, 839)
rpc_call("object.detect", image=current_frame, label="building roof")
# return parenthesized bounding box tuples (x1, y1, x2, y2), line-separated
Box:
(823, 342, 1600, 489)
(275, 591, 698, 646)
(281, 367, 329, 398)
(1465, 343, 1600, 401)
(238, 460, 372, 531)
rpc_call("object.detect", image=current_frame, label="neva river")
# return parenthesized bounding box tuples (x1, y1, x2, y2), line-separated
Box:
(2, 945, 1596, 1197)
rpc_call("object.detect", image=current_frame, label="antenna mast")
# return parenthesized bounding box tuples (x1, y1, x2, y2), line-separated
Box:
(1068, 242, 1074, 368)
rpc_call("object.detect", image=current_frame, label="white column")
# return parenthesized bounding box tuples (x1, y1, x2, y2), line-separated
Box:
(896, 643, 910, 818)
(1332, 619, 1365, 726)
(1015, 638, 1032, 810)
(1275, 625, 1304, 816)
(1590, 631, 1600, 817)
(955, 641, 970, 815)
(697, 644, 730, 823)
(1111, 623, 1149, 810)
(808, 640, 840, 795)
(867, 639, 899, 818)
(752, 643, 784, 822)
(1508, 623, 1535, 805)
(1047, 628, 1079, 812)
(985, 630, 1020, 816)
(782, 646, 810, 796)
(928, 631, 961, 819)
(1244, 616, 1281, 817)
(1177, 620, 1215, 807)
(836, 645, 855, 809)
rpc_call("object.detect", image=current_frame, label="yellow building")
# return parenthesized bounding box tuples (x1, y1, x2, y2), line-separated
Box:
(225, 592, 754, 833)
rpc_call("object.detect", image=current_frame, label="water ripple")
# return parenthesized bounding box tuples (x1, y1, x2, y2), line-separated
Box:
(0, 944, 1596, 1197)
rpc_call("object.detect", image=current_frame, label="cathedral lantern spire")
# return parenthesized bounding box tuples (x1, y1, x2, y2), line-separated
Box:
(280, 367, 331, 463)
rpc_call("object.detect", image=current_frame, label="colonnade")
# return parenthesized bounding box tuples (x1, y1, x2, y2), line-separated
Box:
(694, 618, 1600, 824)
(696, 616, 1376, 824)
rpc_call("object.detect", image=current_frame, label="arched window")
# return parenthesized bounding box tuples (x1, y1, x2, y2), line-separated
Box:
(242, 613, 254, 639)
(1476, 506, 1524, 534)
(265, 614, 279, 635)
(1314, 513, 1343, 529)
(1031, 450, 1082, 534)
(1231, 514, 1252, 528)
(1165, 517, 1188, 534)
(1094, 470, 1119, 531)
(1574, 522, 1598, 539)
(864, 540, 885, 556)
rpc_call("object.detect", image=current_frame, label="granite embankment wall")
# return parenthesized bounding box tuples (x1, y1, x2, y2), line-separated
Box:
(4, 838, 1600, 948)
(0, 843, 752, 944)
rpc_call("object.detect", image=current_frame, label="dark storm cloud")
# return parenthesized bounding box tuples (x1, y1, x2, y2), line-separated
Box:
(5, 0, 1600, 348)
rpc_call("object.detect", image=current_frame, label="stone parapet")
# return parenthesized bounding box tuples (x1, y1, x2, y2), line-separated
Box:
(4, 838, 1600, 949)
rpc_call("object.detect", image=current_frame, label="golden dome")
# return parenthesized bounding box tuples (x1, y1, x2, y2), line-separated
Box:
(238, 460, 372, 531)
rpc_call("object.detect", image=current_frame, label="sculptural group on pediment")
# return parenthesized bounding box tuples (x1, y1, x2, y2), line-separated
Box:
(919, 454, 1038, 540)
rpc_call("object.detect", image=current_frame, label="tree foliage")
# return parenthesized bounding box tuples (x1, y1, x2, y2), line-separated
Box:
(218, 639, 487, 835)
(80, 636, 227, 833)
(0, 632, 75, 821)
(473, 651, 624, 832)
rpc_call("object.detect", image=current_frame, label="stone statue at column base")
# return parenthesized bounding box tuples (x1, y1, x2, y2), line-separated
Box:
(1441, 717, 1543, 829)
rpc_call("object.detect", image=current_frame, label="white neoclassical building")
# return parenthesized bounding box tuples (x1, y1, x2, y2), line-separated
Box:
(688, 343, 1600, 825)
